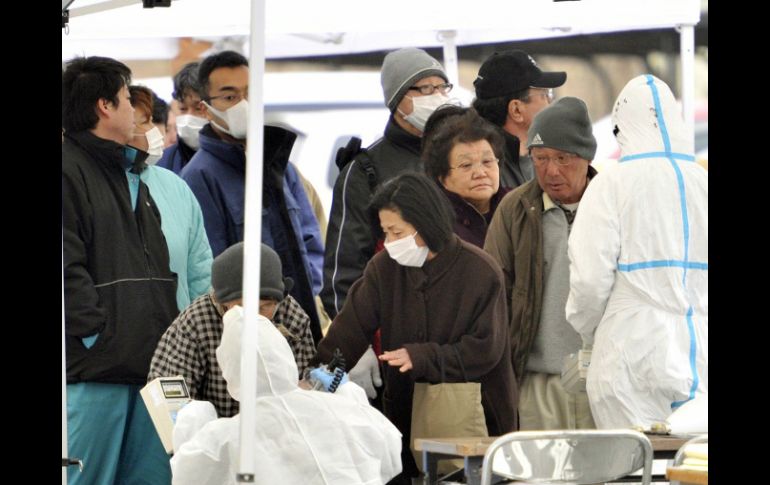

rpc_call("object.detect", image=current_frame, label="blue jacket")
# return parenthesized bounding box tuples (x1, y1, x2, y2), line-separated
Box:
(157, 137, 197, 175)
(141, 165, 212, 310)
(181, 124, 324, 343)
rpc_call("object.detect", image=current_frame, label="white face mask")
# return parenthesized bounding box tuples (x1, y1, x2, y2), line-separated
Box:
(175, 114, 207, 150)
(203, 99, 249, 140)
(384, 231, 429, 267)
(400, 92, 450, 132)
(144, 126, 165, 165)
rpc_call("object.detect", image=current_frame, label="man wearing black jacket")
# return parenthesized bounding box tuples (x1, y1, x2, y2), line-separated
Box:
(62, 56, 179, 485)
(321, 47, 450, 319)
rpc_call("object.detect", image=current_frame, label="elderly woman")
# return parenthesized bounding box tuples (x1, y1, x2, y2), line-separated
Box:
(311, 173, 517, 483)
(422, 109, 510, 247)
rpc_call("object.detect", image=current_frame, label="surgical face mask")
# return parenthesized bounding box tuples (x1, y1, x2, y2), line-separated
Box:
(400, 92, 449, 132)
(203, 99, 249, 139)
(144, 126, 165, 165)
(384, 232, 429, 267)
(175, 114, 207, 150)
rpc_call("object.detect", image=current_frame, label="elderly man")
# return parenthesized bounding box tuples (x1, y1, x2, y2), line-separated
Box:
(566, 75, 708, 429)
(473, 50, 567, 190)
(485, 97, 598, 430)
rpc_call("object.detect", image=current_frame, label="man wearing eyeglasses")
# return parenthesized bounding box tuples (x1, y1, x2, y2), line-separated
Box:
(473, 50, 566, 191)
(322, 48, 450, 321)
(180, 50, 325, 346)
(485, 97, 598, 431)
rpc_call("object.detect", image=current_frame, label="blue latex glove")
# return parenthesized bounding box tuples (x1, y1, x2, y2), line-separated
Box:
(308, 367, 348, 392)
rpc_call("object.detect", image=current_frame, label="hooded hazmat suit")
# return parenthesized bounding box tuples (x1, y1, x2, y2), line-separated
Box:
(170, 307, 402, 484)
(565, 75, 707, 429)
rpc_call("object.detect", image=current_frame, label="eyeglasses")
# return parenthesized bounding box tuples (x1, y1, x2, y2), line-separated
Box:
(408, 82, 453, 96)
(531, 152, 578, 167)
(449, 158, 499, 174)
(521, 87, 554, 104)
(207, 90, 247, 105)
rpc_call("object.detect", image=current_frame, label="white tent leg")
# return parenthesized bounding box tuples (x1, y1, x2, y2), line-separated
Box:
(62, 260, 68, 485)
(237, 0, 267, 482)
(439, 30, 459, 89)
(678, 23, 696, 149)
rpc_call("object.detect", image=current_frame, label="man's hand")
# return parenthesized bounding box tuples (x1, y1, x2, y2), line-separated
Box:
(348, 346, 383, 399)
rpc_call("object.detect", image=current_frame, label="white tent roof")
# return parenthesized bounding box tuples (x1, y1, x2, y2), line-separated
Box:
(63, 0, 701, 59)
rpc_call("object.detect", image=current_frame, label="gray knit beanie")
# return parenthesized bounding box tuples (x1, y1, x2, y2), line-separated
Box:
(381, 47, 448, 112)
(527, 96, 597, 161)
(212, 242, 292, 303)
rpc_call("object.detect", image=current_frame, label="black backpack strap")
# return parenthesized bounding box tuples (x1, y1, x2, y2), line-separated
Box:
(357, 150, 378, 192)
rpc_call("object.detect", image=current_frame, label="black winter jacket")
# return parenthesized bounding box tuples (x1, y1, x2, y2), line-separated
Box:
(63, 131, 179, 385)
(320, 117, 422, 318)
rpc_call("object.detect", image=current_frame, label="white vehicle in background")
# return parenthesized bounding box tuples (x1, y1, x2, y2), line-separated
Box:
(139, 71, 473, 219)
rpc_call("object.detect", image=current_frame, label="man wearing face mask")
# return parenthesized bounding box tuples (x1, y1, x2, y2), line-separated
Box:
(180, 50, 325, 346)
(322, 47, 451, 321)
(158, 62, 207, 174)
(128, 85, 213, 311)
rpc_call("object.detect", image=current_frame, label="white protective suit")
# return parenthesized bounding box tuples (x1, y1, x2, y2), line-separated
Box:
(170, 307, 402, 485)
(565, 75, 707, 429)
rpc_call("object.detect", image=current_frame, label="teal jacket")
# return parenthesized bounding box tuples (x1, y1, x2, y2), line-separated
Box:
(141, 165, 213, 310)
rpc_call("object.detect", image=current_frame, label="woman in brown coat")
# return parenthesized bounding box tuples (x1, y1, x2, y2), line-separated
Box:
(312, 172, 518, 484)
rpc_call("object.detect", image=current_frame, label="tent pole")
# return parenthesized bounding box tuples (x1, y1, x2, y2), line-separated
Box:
(439, 30, 459, 89)
(237, 0, 266, 482)
(678, 23, 696, 147)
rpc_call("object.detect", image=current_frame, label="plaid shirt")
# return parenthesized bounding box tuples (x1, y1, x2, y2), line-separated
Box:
(149, 291, 315, 417)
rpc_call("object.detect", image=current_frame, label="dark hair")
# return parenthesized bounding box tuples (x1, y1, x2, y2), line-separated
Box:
(151, 93, 168, 126)
(471, 88, 528, 127)
(198, 51, 249, 99)
(421, 104, 471, 153)
(368, 172, 454, 253)
(128, 85, 153, 118)
(423, 110, 505, 182)
(172, 61, 202, 102)
(62, 56, 132, 133)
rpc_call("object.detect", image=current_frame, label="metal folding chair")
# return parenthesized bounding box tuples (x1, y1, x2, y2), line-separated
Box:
(479, 429, 653, 485)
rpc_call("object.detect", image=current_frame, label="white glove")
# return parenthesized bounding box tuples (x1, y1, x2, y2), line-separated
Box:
(172, 400, 217, 452)
(348, 346, 383, 400)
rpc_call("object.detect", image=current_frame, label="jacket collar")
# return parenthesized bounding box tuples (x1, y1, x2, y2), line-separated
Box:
(384, 115, 422, 155)
(66, 130, 130, 172)
(197, 123, 298, 173)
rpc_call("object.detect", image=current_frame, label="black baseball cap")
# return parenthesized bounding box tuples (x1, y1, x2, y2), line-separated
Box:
(474, 50, 567, 100)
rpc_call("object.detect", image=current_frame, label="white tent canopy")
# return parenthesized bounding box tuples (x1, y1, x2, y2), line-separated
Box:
(64, 0, 699, 58)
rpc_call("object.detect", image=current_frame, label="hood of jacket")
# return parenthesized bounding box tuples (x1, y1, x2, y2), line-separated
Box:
(216, 306, 298, 401)
(612, 74, 692, 159)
